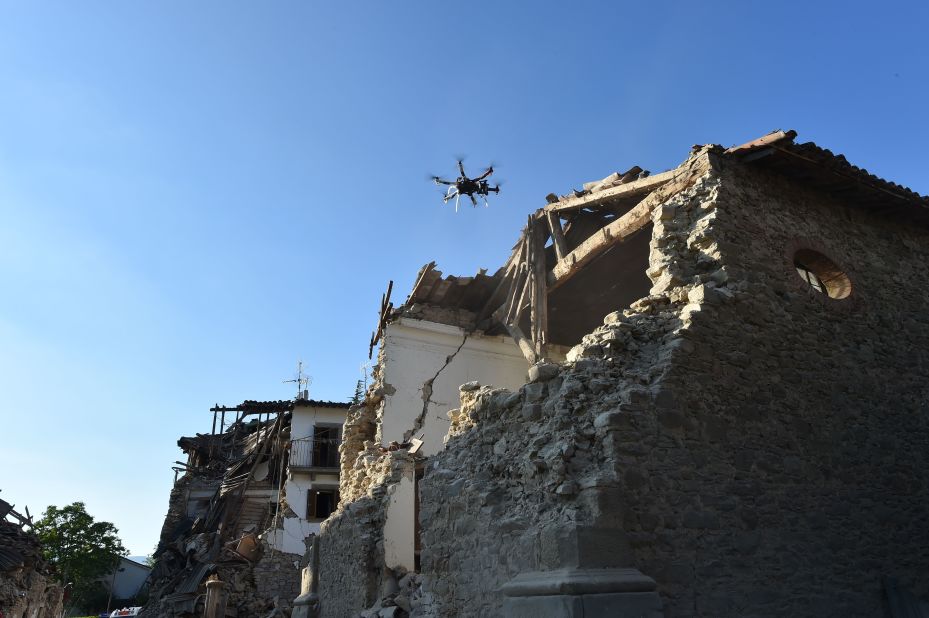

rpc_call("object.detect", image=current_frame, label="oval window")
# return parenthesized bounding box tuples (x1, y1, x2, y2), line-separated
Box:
(793, 249, 852, 299)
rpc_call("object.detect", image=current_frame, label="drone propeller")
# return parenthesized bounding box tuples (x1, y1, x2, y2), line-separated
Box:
(428, 173, 454, 186)
(474, 163, 497, 181)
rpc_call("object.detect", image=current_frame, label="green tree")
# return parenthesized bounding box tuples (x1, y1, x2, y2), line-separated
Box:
(351, 378, 365, 404)
(33, 502, 127, 612)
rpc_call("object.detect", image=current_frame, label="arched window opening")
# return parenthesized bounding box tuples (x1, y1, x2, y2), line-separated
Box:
(793, 248, 852, 299)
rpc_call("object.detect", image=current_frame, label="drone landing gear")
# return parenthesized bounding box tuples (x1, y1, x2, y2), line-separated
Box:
(444, 186, 463, 212)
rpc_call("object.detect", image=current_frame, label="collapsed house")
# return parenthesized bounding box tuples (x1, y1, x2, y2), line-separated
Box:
(0, 496, 64, 618)
(143, 397, 349, 617)
(314, 130, 929, 617)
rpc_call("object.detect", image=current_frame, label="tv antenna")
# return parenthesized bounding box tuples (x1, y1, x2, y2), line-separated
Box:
(284, 360, 313, 399)
(359, 361, 371, 390)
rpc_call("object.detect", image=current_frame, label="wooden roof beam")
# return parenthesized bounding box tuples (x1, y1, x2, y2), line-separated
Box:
(544, 167, 681, 215)
(547, 156, 711, 291)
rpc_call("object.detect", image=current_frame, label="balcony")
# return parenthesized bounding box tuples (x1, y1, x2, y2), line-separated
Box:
(290, 437, 339, 472)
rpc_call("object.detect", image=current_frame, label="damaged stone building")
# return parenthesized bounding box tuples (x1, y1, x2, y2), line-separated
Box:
(314, 130, 929, 617)
(0, 496, 64, 618)
(144, 397, 349, 617)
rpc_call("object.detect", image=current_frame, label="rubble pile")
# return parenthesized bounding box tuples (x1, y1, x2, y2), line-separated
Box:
(0, 516, 63, 618)
(358, 570, 426, 618)
(142, 411, 301, 617)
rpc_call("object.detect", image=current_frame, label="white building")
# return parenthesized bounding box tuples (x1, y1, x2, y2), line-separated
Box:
(103, 556, 151, 602)
(267, 399, 350, 555)
(366, 268, 570, 573)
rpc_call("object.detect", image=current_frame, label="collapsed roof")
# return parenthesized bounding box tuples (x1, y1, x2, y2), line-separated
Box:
(376, 130, 928, 364)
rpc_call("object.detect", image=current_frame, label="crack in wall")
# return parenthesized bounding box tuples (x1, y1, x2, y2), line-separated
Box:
(404, 332, 470, 442)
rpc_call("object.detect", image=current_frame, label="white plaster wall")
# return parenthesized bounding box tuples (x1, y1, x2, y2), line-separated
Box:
(269, 404, 347, 555)
(109, 558, 151, 599)
(383, 472, 416, 572)
(283, 473, 339, 520)
(288, 403, 347, 522)
(381, 318, 528, 456)
(266, 518, 318, 555)
(291, 404, 347, 441)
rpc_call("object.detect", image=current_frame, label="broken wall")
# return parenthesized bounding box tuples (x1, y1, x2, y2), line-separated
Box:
(610, 154, 929, 616)
(379, 317, 530, 457)
(252, 541, 304, 611)
(0, 518, 64, 618)
(317, 452, 417, 618)
(415, 151, 929, 617)
(144, 411, 310, 618)
(277, 404, 347, 553)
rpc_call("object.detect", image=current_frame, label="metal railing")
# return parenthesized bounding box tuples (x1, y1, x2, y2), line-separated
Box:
(290, 437, 339, 469)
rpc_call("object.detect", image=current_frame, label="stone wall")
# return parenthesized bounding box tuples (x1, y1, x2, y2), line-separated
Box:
(317, 453, 421, 617)
(318, 496, 388, 618)
(609, 154, 929, 616)
(0, 519, 64, 618)
(416, 152, 929, 616)
(419, 381, 607, 616)
(155, 477, 192, 552)
(317, 149, 929, 617)
(252, 538, 304, 612)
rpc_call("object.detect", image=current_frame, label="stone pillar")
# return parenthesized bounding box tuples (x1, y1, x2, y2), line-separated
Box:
(501, 567, 663, 617)
(293, 536, 321, 618)
(501, 490, 664, 617)
(203, 578, 227, 618)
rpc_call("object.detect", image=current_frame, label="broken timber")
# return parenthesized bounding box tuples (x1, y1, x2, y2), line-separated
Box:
(546, 157, 711, 291)
(545, 167, 679, 214)
(389, 156, 710, 367)
(369, 279, 394, 359)
(476, 157, 711, 363)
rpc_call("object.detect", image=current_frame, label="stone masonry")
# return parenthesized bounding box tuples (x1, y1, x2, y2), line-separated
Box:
(317, 138, 929, 617)
(0, 517, 64, 618)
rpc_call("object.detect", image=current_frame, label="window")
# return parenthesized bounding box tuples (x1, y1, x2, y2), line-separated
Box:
(795, 262, 826, 294)
(312, 426, 340, 468)
(793, 249, 852, 299)
(308, 489, 339, 520)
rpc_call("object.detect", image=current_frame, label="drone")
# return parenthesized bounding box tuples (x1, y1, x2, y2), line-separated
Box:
(431, 160, 500, 211)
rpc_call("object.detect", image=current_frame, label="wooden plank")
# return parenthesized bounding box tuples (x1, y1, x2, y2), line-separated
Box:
(428, 278, 452, 303)
(482, 230, 528, 317)
(499, 268, 524, 327)
(476, 271, 512, 324)
(725, 129, 796, 154)
(499, 235, 530, 324)
(527, 217, 539, 347)
(547, 157, 709, 290)
(532, 220, 549, 359)
(545, 210, 568, 261)
(507, 253, 532, 326)
(493, 308, 538, 364)
(545, 167, 680, 214)
(408, 262, 436, 302)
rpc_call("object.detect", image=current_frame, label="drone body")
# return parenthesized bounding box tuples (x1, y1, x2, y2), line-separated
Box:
(431, 160, 500, 211)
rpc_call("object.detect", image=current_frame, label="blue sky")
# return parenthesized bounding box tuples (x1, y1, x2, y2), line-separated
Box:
(1, 1, 927, 554)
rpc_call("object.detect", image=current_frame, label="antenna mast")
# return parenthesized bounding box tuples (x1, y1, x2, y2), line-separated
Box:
(283, 360, 313, 400)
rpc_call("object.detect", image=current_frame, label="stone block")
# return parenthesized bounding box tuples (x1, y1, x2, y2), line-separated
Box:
(540, 525, 633, 570)
(523, 382, 547, 403)
(503, 594, 584, 617)
(529, 362, 560, 383)
(501, 568, 664, 617)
